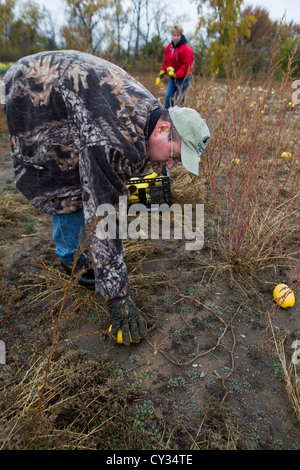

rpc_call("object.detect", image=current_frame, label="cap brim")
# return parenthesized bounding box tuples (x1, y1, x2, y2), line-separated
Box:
(181, 140, 199, 176)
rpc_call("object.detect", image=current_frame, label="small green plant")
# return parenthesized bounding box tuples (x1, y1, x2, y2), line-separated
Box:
(132, 400, 161, 450)
(77, 349, 88, 357)
(272, 439, 283, 449)
(133, 365, 154, 389)
(129, 353, 139, 363)
(170, 329, 181, 343)
(110, 363, 123, 378)
(182, 305, 193, 316)
(186, 287, 196, 297)
(89, 314, 99, 324)
(187, 369, 203, 381)
(132, 336, 169, 391)
(24, 222, 36, 234)
(274, 360, 285, 382)
(228, 377, 241, 393)
(134, 400, 154, 424)
(167, 375, 186, 392)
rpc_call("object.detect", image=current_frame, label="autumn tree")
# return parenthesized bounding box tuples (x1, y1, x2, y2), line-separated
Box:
(0, 0, 15, 59)
(140, 0, 173, 62)
(274, 22, 300, 78)
(0, 0, 56, 61)
(131, 0, 143, 58)
(125, 0, 173, 65)
(195, 0, 256, 76)
(42, 9, 60, 50)
(0, 0, 14, 42)
(111, 0, 128, 61)
(61, 0, 108, 54)
(127, 0, 169, 59)
(18, 1, 48, 53)
(236, 7, 274, 74)
(103, 0, 129, 62)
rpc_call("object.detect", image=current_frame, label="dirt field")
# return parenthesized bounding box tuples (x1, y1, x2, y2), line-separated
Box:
(0, 76, 299, 450)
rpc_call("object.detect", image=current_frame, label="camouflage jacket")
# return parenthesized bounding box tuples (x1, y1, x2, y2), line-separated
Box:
(3, 50, 162, 298)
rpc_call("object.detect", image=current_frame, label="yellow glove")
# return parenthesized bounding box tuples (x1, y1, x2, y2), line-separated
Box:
(167, 67, 177, 78)
(155, 77, 161, 86)
(158, 69, 166, 77)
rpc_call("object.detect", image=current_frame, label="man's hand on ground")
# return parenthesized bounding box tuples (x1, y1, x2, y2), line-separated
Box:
(108, 297, 146, 346)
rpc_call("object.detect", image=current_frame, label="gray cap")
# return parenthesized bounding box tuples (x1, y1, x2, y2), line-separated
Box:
(169, 106, 210, 175)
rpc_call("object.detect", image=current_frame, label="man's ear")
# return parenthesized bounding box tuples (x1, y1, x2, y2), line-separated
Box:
(154, 121, 172, 136)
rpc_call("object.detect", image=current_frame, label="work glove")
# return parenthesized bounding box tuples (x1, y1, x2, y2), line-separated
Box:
(108, 297, 147, 346)
(167, 67, 177, 78)
(155, 69, 166, 86)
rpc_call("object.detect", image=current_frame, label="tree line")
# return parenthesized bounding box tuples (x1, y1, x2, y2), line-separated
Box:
(0, 0, 299, 77)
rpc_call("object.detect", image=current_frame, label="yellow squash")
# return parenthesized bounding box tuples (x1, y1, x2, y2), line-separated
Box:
(273, 284, 295, 308)
(281, 152, 292, 158)
(108, 324, 134, 344)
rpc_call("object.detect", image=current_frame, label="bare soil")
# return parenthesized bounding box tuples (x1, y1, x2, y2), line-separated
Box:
(0, 129, 299, 450)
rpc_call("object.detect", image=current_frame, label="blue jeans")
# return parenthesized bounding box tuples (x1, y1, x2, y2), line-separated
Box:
(165, 77, 191, 109)
(51, 209, 87, 265)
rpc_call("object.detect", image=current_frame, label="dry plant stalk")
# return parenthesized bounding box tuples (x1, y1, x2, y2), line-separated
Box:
(193, 32, 300, 276)
(268, 315, 300, 422)
(0, 263, 14, 322)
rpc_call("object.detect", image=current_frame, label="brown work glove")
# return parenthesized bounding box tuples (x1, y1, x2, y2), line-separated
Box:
(108, 297, 147, 346)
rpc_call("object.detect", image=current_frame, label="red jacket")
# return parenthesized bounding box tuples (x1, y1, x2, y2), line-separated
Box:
(161, 35, 194, 79)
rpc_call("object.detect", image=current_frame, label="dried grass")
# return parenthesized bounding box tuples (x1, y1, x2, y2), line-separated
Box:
(184, 35, 300, 281)
(0, 192, 40, 228)
(0, 350, 135, 450)
(268, 314, 300, 424)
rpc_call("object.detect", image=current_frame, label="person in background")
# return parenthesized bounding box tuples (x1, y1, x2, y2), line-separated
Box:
(156, 25, 194, 109)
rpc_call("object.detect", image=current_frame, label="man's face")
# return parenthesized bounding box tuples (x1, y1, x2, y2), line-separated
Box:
(148, 121, 182, 171)
(172, 33, 181, 46)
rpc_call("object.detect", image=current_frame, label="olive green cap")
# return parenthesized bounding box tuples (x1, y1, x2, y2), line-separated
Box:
(169, 106, 210, 175)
